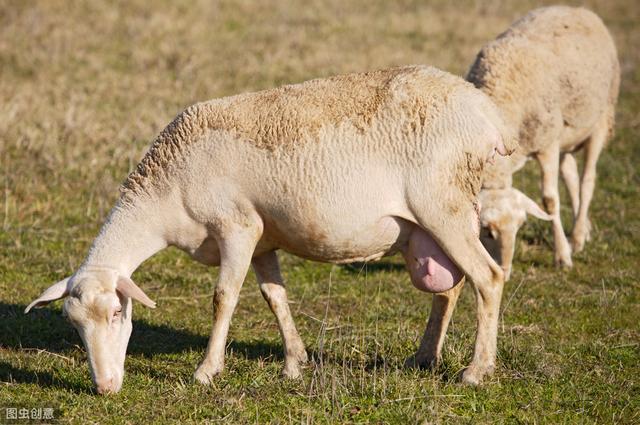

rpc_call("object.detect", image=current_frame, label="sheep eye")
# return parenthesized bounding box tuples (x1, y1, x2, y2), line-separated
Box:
(481, 227, 495, 240)
(110, 308, 123, 324)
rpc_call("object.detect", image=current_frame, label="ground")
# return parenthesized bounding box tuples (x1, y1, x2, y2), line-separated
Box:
(0, 0, 639, 423)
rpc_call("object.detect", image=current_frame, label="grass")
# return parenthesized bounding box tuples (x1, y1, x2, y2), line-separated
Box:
(1, 0, 639, 423)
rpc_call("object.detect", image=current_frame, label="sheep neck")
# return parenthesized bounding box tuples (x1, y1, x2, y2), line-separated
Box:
(81, 198, 168, 277)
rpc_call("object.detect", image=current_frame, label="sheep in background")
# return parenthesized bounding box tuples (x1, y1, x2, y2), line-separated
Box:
(25, 65, 515, 392)
(467, 6, 620, 280)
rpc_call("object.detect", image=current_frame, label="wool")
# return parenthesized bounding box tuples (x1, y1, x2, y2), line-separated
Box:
(469, 6, 620, 276)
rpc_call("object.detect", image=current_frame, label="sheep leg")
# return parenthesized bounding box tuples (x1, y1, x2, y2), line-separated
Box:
(194, 225, 261, 385)
(405, 279, 465, 369)
(560, 153, 580, 218)
(410, 201, 504, 385)
(572, 116, 608, 252)
(252, 250, 308, 379)
(537, 145, 573, 267)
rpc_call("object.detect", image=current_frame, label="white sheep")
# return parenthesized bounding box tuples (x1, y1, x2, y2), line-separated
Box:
(466, 6, 620, 280)
(26, 65, 515, 393)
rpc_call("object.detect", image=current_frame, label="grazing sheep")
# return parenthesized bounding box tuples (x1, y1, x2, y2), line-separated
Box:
(467, 6, 620, 279)
(26, 65, 515, 393)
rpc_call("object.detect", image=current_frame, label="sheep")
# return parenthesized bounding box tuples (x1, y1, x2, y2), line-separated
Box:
(466, 6, 620, 280)
(26, 65, 516, 393)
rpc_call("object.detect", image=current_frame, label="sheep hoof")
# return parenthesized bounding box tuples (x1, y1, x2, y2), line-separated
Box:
(460, 364, 493, 386)
(282, 361, 303, 379)
(571, 220, 592, 253)
(571, 228, 591, 253)
(571, 237, 586, 253)
(193, 362, 223, 385)
(554, 254, 573, 269)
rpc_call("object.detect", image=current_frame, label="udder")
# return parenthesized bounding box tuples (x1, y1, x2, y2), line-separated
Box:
(401, 227, 463, 293)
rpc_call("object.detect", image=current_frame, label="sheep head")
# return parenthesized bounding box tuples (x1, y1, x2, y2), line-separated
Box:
(479, 188, 552, 281)
(25, 268, 155, 394)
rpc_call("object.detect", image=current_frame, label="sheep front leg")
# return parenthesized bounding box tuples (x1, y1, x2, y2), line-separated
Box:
(194, 226, 261, 385)
(537, 146, 573, 267)
(405, 279, 465, 369)
(252, 251, 308, 379)
(572, 114, 608, 252)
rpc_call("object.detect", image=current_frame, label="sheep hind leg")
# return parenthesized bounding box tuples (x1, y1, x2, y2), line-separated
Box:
(560, 153, 580, 219)
(252, 250, 307, 379)
(410, 203, 504, 385)
(572, 115, 608, 253)
(194, 223, 262, 385)
(538, 145, 573, 268)
(405, 279, 465, 370)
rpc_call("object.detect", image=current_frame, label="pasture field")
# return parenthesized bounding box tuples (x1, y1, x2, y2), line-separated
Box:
(1, 0, 638, 423)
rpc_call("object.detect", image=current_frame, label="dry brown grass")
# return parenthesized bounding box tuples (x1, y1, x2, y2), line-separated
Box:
(1, 1, 637, 202)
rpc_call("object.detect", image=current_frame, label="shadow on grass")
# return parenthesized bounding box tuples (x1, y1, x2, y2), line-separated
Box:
(340, 261, 406, 275)
(0, 301, 208, 356)
(1, 301, 283, 359)
(0, 361, 94, 394)
(229, 340, 286, 361)
(305, 350, 461, 385)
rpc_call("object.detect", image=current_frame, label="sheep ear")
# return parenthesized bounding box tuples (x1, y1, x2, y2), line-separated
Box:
(25, 278, 71, 313)
(515, 189, 552, 221)
(116, 276, 156, 309)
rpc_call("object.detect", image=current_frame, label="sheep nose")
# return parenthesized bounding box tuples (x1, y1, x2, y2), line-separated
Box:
(95, 375, 115, 394)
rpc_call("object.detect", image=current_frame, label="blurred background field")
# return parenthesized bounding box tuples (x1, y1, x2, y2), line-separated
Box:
(0, 0, 638, 423)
